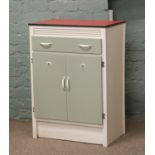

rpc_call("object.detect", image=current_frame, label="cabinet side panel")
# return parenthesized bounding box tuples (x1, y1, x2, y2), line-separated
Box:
(106, 24, 125, 144)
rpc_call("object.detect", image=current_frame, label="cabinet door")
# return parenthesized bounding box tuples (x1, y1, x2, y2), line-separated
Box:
(66, 55, 102, 124)
(32, 53, 67, 121)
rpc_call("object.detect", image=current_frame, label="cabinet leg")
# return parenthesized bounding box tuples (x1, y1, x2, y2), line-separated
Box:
(32, 117, 37, 138)
(102, 142, 108, 147)
(102, 137, 108, 147)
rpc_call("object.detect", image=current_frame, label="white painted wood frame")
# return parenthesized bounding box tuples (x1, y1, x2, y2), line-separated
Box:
(29, 24, 126, 147)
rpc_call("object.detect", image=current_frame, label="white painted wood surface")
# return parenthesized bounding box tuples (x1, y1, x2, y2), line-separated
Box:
(29, 27, 37, 138)
(101, 28, 108, 147)
(105, 24, 126, 144)
(32, 26, 102, 38)
(29, 24, 125, 147)
(37, 121, 103, 144)
(122, 24, 126, 134)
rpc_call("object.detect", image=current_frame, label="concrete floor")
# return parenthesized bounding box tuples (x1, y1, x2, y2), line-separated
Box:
(10, 119, 145, 155)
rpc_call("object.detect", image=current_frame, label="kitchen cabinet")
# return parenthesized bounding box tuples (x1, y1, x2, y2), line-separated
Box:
(29, 19, 126, 147)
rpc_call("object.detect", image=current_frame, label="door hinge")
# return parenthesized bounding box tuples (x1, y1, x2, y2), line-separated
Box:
(102, 113, 105, 119)
(30, 58, 33, 64)
(33, 107, 35, 112)
(101, 61, 104, 67)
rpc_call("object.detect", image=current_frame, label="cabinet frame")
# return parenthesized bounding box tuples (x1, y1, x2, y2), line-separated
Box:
(29, 24, 126, 147)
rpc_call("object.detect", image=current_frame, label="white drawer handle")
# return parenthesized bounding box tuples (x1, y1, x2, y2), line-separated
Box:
(40, 42, 53, 48)
(79, 44, 92, 50)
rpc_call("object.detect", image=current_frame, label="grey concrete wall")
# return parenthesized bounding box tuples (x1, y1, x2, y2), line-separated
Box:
(9, 0, 145, 119)
(109, 0, 145, 117)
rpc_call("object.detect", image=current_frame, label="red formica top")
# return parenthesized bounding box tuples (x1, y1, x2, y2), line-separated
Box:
(28, 19, 125, 27)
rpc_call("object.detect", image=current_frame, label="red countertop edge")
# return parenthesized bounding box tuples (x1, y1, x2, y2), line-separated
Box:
(28, 19, 126, 27)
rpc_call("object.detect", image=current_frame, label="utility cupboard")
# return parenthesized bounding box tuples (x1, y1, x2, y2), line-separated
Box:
(28, 19, 126, 147)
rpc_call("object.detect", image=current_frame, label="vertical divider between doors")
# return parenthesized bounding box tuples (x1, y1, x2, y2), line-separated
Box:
(65, 55, 68, 121)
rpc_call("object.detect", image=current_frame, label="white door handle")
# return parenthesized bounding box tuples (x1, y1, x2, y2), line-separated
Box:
(62, 76, 66, 91)
(79, 44, 92, 50)
(66, 76, 70, 91)
(40, 42, 53, 48)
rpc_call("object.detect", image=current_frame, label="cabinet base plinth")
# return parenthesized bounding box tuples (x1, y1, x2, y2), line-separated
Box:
(36, 120, 107, 146)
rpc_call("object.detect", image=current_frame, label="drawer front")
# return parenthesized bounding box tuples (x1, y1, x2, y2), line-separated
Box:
(32, 36, 102, 54)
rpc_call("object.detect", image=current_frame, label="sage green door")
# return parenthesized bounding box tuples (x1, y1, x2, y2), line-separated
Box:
(32, 53, 67, 121)
(66, 55, 103, 124)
